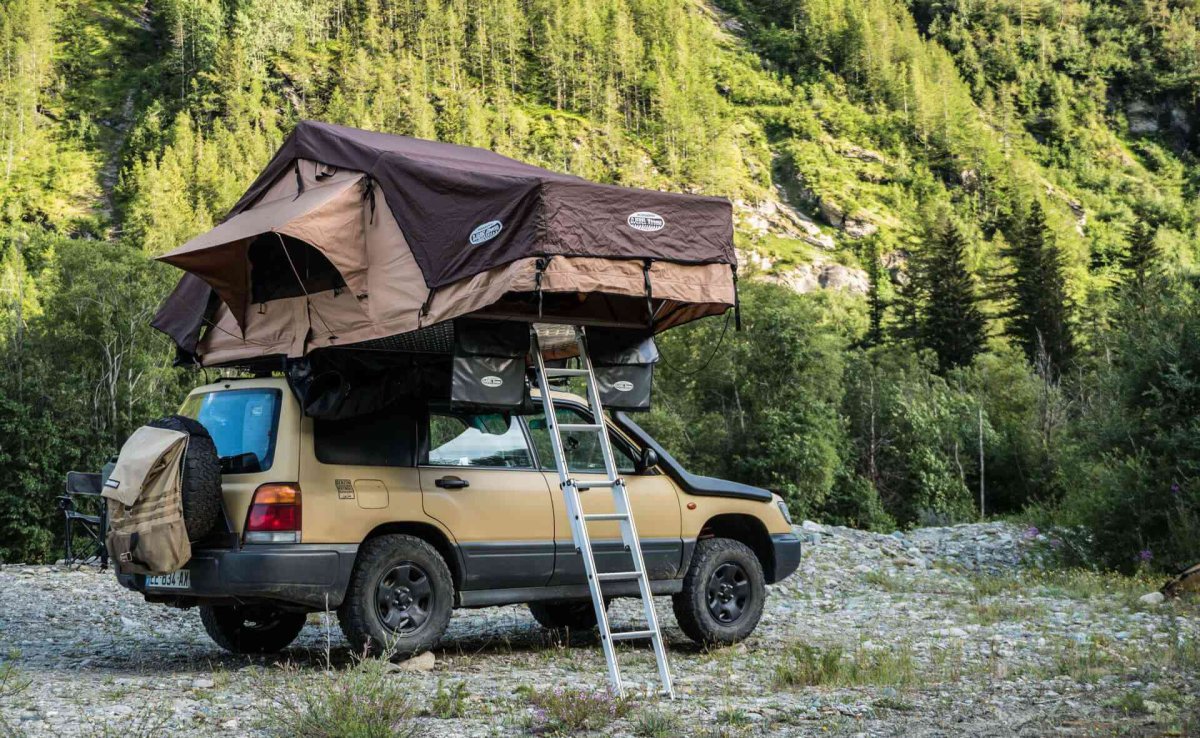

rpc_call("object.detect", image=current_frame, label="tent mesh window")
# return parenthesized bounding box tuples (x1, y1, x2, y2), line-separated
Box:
(248, 233, 346, 303)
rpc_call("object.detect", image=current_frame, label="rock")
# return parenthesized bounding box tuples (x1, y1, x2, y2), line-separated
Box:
(843, 217, 878, 239)
(840, 144, 885, 163)
(1139, 591, 1165, 606)
(191, 678, 215, 689)
(392, 651, 435, 672)
(819, 198, 845, 227)
(802, 520, 826, 534)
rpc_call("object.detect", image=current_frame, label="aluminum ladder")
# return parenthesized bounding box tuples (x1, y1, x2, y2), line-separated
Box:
(530, 326, 675, 699)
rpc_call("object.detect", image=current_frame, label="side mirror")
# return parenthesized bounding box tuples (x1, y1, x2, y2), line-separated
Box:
(636, 447, 659, 473)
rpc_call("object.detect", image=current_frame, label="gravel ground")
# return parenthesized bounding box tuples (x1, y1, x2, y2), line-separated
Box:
(1, 522, 1197, 737)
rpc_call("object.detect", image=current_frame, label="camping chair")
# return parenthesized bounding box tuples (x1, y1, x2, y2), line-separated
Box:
(60, 468, 110, 569)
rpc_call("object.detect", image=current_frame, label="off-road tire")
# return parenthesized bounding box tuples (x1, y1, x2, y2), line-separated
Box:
(199, 604, 306, 654)
(673, 537, 766, 646)
(149, 415, 221, 540)
(528, 599, 604, 631)
(338, 534, 453, 659)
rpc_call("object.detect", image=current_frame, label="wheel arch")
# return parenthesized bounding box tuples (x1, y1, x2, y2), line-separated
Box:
(696, 513, 774, 581)
(361, 521, 463, 593)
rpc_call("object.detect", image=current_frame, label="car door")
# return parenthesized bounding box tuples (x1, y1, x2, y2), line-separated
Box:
(525, 405, 683, 585)
(419, 409, 556, 591)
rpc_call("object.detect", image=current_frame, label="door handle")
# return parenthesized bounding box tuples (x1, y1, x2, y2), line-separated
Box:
(435, 476, 469, 489)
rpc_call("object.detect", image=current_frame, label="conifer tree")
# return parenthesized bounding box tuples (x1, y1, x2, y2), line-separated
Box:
(1121, 217, 1162, 292)
(920, 217, 988, 372)
(863, 235, 885, 347)
(1000, 199, 1074, 373)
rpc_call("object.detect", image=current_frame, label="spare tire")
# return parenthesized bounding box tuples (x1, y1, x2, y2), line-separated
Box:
(148, 415, 222, 540)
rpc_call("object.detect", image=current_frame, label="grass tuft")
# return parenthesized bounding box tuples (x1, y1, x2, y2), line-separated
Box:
(772, 641, 920, 688)
(424, 679, 469, 719)
(524, 686, 631, 734)
(632, 707, 683, 738)
(262, 657, 417, 738)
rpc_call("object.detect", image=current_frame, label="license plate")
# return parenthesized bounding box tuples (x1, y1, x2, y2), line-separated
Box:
(145, 569, 191, 590)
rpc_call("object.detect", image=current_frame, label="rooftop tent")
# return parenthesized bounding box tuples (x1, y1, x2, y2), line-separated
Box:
(151, 120, 737, 367)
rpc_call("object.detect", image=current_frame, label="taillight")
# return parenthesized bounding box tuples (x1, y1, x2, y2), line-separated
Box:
(244, 483, 301, 544)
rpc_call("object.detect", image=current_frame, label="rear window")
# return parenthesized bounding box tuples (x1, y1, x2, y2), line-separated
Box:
(180, 389, 282, 474)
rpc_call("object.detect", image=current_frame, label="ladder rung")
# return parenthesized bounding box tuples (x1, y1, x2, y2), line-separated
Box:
(559, 423, 603, 432)
(576, 480, 618, 490)
(544, 368, 590, 378)
(596, 571, 641, 582)
(609, 629, 656, 642)
(584, 512, 628, 521)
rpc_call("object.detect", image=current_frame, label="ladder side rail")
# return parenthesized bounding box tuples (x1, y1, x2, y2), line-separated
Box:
(530, 328, 625, 694)
(576, 328, 675, 698)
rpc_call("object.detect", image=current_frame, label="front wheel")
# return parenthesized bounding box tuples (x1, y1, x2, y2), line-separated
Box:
(338, 534, 454, 659)
(199, 604, 307, 654)
(673, 537, 766, 646)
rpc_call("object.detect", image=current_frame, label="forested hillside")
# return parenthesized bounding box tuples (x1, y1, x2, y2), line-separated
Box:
(0, 0, 1197, 571)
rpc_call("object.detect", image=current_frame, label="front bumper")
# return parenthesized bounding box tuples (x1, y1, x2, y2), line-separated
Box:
(769, 532, 803, 583)
(116, 544, 358, 610)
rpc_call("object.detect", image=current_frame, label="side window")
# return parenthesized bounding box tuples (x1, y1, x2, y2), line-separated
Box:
(526, 407, 638, 474)
(315, 408, 417, 467)
(425, 412, 533, 468)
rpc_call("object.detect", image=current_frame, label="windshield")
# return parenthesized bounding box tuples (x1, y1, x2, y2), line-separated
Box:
(179, 389, 282, 474)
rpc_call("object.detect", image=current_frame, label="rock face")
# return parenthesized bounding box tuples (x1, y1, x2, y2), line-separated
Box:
(735, 197, 836, 250)
(742, 250, 870, 295)
(3, 522, 1195, 737)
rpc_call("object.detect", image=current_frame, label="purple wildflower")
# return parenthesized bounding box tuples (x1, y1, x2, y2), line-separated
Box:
(1139, 549, 1153, 562)
(1023, 526, 1039, 540)
(1171, 482, 1181, 497)
(1049, 538, 1062, 549)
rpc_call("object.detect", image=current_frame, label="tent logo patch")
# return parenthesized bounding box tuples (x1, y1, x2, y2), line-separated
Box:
(469, 220, 503, 245)
(627, 211, 665, 232)
(614, 380, 635, 392)
(481, 375, 504, 388)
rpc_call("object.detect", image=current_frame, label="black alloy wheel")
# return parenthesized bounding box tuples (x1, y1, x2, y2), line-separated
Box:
(672, 537, 766, 645)
(338, 534, 454, 658)
(706, 561, 751, 624)
(375, 562, 434, 634)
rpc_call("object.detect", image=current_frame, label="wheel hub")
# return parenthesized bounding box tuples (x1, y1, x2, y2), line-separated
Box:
(705, 561, 751, 624)
(375, 562, 433, 634)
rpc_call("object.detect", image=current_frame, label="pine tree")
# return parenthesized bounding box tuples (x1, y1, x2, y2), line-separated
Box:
(864, 235, 885, 347)
(1000, 199, 1074, 373)
(914, 217, 988, 372)
(1121, 217, 1162, 291)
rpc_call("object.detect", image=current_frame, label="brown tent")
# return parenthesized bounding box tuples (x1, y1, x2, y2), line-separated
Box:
(151, 121, 737, 367)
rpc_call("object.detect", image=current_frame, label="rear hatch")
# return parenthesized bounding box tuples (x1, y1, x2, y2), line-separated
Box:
(178, 380, 300, 542)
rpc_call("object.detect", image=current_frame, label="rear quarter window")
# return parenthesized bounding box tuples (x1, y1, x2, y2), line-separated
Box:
(315, 409, 418, 467)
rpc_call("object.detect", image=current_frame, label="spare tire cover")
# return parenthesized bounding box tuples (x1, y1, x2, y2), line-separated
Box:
(148, 415, 222, 540)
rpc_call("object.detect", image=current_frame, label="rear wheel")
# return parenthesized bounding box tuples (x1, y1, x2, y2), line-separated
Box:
(199, 604, 306, 654)
(673, 537, 766, 646)
(338, 534, 453, 659)
(528, 599, 605, 631)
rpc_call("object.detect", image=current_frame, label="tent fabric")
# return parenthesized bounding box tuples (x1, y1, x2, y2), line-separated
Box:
(151, 121, 737, 367)
(158, 175, 366, 330)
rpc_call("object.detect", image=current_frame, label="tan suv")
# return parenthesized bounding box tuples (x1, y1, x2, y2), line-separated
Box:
(117, 377, 801, 656)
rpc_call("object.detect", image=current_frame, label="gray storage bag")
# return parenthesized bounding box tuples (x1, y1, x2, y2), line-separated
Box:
(588, 330, 658, 411)
(450, 319, 530, 411)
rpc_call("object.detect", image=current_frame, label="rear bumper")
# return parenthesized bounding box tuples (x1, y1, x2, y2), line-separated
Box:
(116, 544, 358, 610)
(769, 532, 803, 584)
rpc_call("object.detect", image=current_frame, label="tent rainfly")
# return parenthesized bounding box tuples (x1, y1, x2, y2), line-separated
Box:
(151, 120, 738, 367)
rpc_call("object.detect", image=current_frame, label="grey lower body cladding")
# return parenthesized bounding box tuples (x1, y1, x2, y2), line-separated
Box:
(117, 533, 801, 611)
